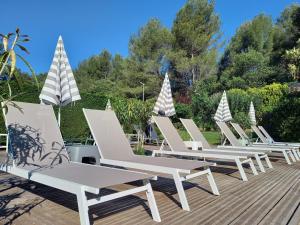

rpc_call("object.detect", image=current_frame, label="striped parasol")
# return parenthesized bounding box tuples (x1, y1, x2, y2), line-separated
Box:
(214, 91, 232, 122)
(249, 101, 256, 125)
(39, 35, 81, 126)
(106, 99, 112, 110)
(153, 73, 175, 117)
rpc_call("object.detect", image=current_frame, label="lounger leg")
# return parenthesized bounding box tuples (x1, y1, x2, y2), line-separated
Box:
(235, 159, 248, 181)
(296, 149, 300, 158)
(143, 180, 161, 222)
(265, 155, 273, 168)
(206, 169, 220, 196)
(248, 159, 258, 175)
(289, 151, 296, 162)
(172, 171, 190, 211)
(254, 154, 265, 173)
(292, 149, 299, 161)
(282, 151, 292, 164)
(76, 187, 90, 225)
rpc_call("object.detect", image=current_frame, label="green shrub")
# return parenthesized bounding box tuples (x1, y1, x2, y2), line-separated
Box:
(173, 103, 192, 123)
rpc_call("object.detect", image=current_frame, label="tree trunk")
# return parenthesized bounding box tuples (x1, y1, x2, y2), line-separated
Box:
(191, 53, 195, 84)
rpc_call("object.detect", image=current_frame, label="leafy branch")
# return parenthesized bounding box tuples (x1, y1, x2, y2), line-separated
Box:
(0, 28, 39, 109)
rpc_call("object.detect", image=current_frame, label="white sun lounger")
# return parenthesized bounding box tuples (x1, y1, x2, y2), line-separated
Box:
(180, 118, 272, 173)
(250, 125, 300, 159)
(1, 102, 161, 225)
(253, 125, 300, 155)
(216, 121, 296, 165)
(151, 116, 260, 181)
(258, 126, 300, 147)
(83, 109, 220, 212)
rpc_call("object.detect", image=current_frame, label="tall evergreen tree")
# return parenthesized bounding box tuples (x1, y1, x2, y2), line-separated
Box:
(172, 0, 221, 83)
(218, 14, 276, 86)
(129, 18, 173, 76)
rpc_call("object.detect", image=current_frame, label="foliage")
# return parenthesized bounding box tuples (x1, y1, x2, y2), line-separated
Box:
(173, 103, 192, 123)
(112, 98, 154, 132)
(219, 14, 277, 87)
(261, 92, 300, 141)
(2, 2, 300, 143)
(172, 0, 221, 84)
(76, 50, 112, 80)
(284, 39, 300, 80)
(0, 28, 38, 109)
(192, 82, 289, 130)
(129, 18, 173, 70)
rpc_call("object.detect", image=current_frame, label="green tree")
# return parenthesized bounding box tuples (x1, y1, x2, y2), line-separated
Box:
(271, 4, 300, 77)
(76, 49, 112, 80)
(220, 49, 275, 88)
(129, 18, 173, 76)
(284, 39, 300, 81)
(172, 0, 221, 83)
(273, 4, 300, 55)
(219, 14, 276, 87)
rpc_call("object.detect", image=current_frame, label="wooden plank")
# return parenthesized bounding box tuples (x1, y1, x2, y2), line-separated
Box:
(1, 150, 300, 225)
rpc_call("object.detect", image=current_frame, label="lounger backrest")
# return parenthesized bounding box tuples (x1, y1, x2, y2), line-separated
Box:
(258, 126, 274, 142)
(180, 118, 211, 149)
(251, 125, 268, 143)
(152, 116, 189, 152)
(4, 101, 70, 168)
(216, 121, 242, 146)
(83, 109, 135, 160)
(230, 122, 249, 140)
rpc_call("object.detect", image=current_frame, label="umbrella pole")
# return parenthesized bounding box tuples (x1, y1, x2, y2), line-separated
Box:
(58, 106, 61, 127)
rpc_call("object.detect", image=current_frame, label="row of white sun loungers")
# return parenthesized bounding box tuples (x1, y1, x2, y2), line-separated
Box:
(1, 101, 299, 225)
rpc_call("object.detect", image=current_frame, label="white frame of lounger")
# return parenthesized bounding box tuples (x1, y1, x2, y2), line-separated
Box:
(231, 123, 300, 160)
(258, 126, 300, 147)
(179, 120, 272, 173)
(184, 141, 272, 173)
(151, 149, 257, 182)
(152, 127, 258, 181)
(0, 162, 161, 225)
(252, 141, 300, 159)
(253, 125, 300, 158)
(82, 109, 220, 212)
(217, 145, 295, 164)
(1, 103, 161, 225)
(99, 158, 219, 212)
(216, 122, 296, 165)
(181, 140, 271, 173)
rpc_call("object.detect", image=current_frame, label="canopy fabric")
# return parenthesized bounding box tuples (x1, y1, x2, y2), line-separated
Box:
(214, 91, 232, 122)
(153, 73, 176, 117)
(39, 35, 81, 106)
(106, 99, 112, 110)
(249, 101, 256, 125)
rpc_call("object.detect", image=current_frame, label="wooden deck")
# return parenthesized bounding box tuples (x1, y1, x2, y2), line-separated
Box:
(1, 149, 300, 225)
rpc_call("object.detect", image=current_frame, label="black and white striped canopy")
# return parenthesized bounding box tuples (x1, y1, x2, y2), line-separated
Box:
(153, 73, 176, 117)
(106, 99, 112, 110)
(39, 36, 81, 106)
(214, 91, 232, 122)
(249, 101, 256, 125)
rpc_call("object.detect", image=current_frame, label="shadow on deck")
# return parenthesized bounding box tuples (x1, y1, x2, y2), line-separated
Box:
(1, 149, 300, 225)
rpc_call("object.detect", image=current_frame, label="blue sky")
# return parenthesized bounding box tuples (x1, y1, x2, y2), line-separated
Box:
(1, 0, 298, 73)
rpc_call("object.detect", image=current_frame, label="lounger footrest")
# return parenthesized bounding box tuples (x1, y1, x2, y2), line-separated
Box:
(87, 184, 148, 206)
(240, 158, 252, 165)
(180, 169, 211, 181)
